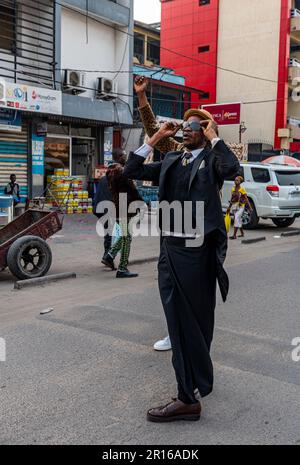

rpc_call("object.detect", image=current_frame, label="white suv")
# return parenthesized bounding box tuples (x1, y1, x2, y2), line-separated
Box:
(222, 162, 300, 229)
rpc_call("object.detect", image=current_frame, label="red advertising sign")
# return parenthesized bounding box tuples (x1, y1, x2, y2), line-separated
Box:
(202, 103, 241, 126)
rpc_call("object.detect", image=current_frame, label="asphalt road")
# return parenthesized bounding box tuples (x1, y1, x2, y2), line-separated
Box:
(0, 216, 299, 445)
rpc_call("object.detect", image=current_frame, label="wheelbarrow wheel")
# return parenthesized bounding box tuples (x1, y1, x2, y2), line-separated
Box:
(7, 235, 52, 280)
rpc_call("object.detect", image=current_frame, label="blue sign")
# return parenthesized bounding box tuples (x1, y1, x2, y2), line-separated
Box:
(32, 134, 45, 175)
(0, 109, 22, 132)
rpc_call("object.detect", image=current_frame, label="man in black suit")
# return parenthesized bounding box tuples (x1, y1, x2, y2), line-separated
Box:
(93, 148, 127, 262)
(124, 109, 240, 423)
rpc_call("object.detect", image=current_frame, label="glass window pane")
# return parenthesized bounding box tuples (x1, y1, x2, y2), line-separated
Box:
(251, 168, 270, 183)
(275, 171, 300, 186)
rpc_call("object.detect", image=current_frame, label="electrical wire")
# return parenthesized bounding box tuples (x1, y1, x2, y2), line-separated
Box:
(0, 64, 293, 107)
(85, 0, 89, 44)
(57, 0, 281, 85)
(1, 0, 289, 92)
(114, 34, 129, 81)
(0, 0, 287, 86)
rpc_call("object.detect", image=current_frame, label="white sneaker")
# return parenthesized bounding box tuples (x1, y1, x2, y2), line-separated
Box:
(153, 335, 172, 351)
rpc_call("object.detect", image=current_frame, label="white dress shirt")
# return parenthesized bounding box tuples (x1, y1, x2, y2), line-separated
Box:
(133, 138, 221, 239)
(134, 138, 221, 165)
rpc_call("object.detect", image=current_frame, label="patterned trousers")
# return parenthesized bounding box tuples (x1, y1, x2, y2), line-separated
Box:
(109, 219, 132, 271)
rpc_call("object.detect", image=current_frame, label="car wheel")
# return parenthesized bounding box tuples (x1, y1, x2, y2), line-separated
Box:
(272, 218, 296, 228)
(7, 235, 52, 280)
(243, 200, 259, 230)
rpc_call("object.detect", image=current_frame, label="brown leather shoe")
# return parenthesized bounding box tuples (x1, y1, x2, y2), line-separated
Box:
(147, 398, 201, 423)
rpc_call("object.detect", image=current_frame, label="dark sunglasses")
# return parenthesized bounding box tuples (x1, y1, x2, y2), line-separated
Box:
(182, 121, 206, 132)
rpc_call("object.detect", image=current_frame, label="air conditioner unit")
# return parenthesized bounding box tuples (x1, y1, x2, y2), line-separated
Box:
(64, 70, 86, 94)
(96, 78, 117, 100)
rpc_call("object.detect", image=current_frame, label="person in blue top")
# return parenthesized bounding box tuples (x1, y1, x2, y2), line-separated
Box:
(5, 174, 21, 206)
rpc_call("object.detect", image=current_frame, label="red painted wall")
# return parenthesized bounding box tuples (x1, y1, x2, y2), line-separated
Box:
(160, 0, 219, 108)
(274, 0, 291, 149)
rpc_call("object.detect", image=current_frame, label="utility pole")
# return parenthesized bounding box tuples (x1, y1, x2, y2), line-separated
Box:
(239, 121, 247, 143)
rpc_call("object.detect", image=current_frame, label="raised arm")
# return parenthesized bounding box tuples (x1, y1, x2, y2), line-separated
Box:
(134, 76, 181, 155)
(124, 121, 182, 184)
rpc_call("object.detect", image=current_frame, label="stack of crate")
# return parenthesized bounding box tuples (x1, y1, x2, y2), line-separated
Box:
(46, 169, 93, 214)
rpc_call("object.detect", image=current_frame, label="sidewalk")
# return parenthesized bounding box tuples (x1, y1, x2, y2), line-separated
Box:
(50, 213, 160, 272)
(51, 213, 300, 272)
(1, 213, 299, 289)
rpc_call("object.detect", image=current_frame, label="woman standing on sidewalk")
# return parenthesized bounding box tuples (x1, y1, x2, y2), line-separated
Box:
(227, 176, 252, 240)
(101, 163, 143, 278)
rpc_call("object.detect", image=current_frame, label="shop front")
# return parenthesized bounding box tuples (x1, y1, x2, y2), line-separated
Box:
(45, 124, 97, 177)
(0, 109, 28, 201)
(0, 79, 121, 211)
(42, 122, 99, 214)
(0, 79, 62, 201)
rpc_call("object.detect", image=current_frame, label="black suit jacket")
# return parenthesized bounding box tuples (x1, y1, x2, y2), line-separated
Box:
(124, 140, 240, 302)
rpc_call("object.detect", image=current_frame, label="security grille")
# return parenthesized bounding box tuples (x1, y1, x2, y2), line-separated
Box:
(0, 0, 56, 89)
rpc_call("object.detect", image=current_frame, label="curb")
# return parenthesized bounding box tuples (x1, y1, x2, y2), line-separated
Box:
(281, 230, 300, 237)
(130, 256, 158, 266)
(14, 272, 77, 290)
(242, 237, 266, 245)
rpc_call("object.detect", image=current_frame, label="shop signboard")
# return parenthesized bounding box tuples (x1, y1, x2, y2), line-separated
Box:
(0, 79, 62, 115)
(104, 139, 113, 166)
(202, 103, 241, 126)
(0, 109, 22, 132)
(32, 135, 45, 176)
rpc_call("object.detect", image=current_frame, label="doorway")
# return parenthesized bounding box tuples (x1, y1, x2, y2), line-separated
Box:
(44, 135, 71, 182)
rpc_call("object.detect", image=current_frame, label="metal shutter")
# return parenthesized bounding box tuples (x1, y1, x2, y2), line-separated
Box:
(0, 124, 28, 198)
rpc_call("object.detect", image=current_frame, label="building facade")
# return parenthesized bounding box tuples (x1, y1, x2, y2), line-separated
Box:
(134, 20, 160, 67)
(124, 20, 206, 156)
(0, 0, 133, 198)
(160, 0, 300, 157)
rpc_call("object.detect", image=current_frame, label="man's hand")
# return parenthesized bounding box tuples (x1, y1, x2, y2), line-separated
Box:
(202, 120, 219, 141)
(134, 76, 149, 95)
(148, 122, 181, 148)
(157, 121, 182, 138)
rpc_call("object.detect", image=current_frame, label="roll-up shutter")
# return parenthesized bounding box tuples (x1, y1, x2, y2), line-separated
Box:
(0, 124, 28, 199)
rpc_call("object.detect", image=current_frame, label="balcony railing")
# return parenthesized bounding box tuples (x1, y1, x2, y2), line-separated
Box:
(0, 0, 56, 88)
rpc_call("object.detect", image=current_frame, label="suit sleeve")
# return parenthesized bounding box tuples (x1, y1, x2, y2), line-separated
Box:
(123, 152, 162, 184)
(212, 140, 240, 182)
(139, 103, 181, 154)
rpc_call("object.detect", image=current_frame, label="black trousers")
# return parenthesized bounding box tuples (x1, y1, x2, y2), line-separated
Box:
(104, 233, 112, 255)
(158, 233, 217, 404)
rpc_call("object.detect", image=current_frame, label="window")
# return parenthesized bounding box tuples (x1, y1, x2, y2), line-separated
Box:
(200, 92, 210, 99)
(198, 45, 210, 53)
(147, 37, 160, 65)
(275, 171, 300, 186)
(134, 33, 145, 64)
(199, 0, 210, 5)
(251, 168, 271, 183)
(0, 3, 16, 52)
